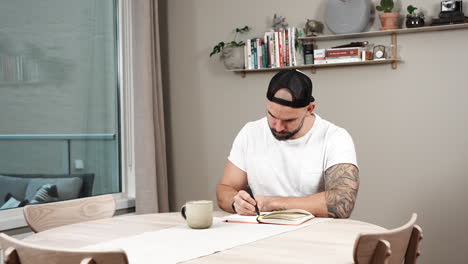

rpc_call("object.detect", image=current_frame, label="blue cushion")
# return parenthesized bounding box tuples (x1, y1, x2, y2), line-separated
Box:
(25, 177, 83, 202)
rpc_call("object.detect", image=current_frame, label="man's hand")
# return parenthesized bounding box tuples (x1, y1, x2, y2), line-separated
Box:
(232, 190, 258, 215)
(254, 195, 281, 213)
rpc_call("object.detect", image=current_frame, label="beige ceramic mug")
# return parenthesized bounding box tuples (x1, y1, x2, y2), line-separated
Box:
(181, 200, 213, 229)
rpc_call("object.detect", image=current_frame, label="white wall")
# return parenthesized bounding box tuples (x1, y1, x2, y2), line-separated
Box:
(160, 0, 468, 263)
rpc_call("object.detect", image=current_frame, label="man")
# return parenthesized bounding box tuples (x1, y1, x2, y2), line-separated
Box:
(216, 69, 359, 218)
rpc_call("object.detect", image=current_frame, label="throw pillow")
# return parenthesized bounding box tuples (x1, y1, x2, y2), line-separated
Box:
(25, 177, 83, 202)
(0, 193, 28, 210)
(30, 184, 59, 204)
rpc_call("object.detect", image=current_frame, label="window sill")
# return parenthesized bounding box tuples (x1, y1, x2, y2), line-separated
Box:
(0, 194, 135, 231)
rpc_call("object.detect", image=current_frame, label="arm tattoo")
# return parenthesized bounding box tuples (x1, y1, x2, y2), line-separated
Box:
(324, 163, 359, 218)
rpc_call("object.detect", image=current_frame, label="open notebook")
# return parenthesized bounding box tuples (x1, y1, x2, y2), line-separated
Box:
(223, 209, 314, 226)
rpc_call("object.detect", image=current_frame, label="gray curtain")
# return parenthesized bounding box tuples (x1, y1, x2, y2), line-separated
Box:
(132, 0, 169, 214)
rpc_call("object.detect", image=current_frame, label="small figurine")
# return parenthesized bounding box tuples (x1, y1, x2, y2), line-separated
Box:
(272, 14, 288, 31)
(304, 19, 324, 37)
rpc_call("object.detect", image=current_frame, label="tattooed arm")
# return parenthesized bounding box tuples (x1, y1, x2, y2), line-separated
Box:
(324, 163, 360, 218)
(254, 163, 359, 218)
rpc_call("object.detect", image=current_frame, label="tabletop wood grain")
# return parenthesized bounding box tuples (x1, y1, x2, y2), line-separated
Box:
(23, 212, 386, 263)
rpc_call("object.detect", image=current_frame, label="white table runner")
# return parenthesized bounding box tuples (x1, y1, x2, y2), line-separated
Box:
(85, 217, 330, 264)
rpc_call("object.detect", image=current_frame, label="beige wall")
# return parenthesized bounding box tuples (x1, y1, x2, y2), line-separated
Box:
(160, 1, 468, 263)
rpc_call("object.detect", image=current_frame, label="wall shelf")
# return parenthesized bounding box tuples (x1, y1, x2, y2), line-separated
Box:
(231, 23, 468, 77)
(231, 59, 400, 77)
(298, 23, 468, 41)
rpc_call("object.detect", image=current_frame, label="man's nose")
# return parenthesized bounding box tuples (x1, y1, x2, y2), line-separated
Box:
(274, 120, 285, 132)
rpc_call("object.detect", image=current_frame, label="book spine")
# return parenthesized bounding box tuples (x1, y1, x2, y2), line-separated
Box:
(274, 32, 280, 68)
(244, 44, 248, 69)
(325, 57, 361, 64)
(326, 48, 360, 57)
(262, 41, 267, 68)
(264, 33, 270, 68)
(278, 30, 284, 67)
(252, 39, 258, 69)
(257, 39, 262, 69)
(291, 27, 297, 66)
(246, 39, 252, 69)
(314, 49, 326, 64)
(268, 32, 275, 68)
(285, 28, 290, 67)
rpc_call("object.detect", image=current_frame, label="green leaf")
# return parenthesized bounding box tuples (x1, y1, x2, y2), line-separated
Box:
(209, 42, 225, 57)
(376, 0, 394, 12)
(407, 5, 417, 14)
(387, 1, 394, 11)
(209, 26, 250, 57)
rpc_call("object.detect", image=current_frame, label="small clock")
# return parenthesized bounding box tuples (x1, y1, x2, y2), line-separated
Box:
(373, 45, 386, 60)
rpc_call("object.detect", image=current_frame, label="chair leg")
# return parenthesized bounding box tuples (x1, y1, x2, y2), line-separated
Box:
(371, 239, 391, 264)
(4, 247, 20, 264)
(405, 225, 423, 264)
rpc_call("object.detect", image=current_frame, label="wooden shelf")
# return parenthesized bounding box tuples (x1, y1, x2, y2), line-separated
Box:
(231, 23, 468, 77)
(298, 23, 468, 41)
(231, 59, 400, 77)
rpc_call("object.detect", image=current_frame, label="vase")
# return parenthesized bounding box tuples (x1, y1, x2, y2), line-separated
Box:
(406, 15, 425, 28)
(324, 0, 371, 34)
(221, 46, 244, 70)
(379, 12, 400, 30)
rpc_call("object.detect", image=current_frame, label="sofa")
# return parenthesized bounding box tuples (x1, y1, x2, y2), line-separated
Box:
(0, 173, 94, 210)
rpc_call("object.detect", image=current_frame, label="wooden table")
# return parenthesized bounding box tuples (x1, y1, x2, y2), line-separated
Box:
(23, 212, 386, 263)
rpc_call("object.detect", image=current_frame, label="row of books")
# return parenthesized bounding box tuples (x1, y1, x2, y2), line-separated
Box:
(313, 47, 375, 65)
(244, 27, 298, 70)
(0, 55, 40, 83)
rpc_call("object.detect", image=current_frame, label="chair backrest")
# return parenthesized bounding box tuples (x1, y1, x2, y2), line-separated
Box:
(0, 233, 128, 264)
(353, 213, 423, 264)
(23, 194, 116, 233)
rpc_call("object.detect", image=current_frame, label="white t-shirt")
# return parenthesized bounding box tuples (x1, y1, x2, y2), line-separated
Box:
(228, 114, 357, 197)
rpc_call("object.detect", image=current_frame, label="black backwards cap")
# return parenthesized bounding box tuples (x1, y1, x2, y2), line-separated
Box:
(266, 69, 315, 108)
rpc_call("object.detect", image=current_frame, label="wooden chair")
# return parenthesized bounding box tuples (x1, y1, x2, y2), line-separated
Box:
(23, 194, 116, 233)
(353, 213, 423, 264)
(0, 233, 128, 264)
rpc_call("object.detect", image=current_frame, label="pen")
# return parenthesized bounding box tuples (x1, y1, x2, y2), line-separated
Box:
(246, 187, 260, 215)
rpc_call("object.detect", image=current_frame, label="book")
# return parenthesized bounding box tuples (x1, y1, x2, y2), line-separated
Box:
(246, 39, 252, 69)
(252, 39, 258, 69)
(274, 32, 280, 68)
(223, 209, 315, 226)
(278, 29, 284, 67)
(313, 49, 326, 65)
(325, 57, 361, 64)
(285, 28, 290, 66)
(291, 27, 297, 66)
(326, 48, 361, 57)
(257, 39, 262, 69)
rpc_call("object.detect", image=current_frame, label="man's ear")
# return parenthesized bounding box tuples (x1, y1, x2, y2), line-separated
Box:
(307, 103, 316, 113)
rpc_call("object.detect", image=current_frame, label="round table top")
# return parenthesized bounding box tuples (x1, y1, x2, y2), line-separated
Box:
(23, 211, 386, 263)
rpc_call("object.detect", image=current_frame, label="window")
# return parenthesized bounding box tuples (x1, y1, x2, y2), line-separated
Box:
(0, 0, 123, 212)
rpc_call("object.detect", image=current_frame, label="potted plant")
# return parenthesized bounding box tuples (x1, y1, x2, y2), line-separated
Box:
(210, 26, 250, 70)
(406, 5, 425, 28)
(376, 0, 400, 30)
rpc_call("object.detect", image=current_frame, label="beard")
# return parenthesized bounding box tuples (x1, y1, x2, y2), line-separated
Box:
(269, 116, 305, 141)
